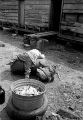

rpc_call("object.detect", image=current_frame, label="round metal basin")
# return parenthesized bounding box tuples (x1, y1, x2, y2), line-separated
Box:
(11, 79, 45, 112)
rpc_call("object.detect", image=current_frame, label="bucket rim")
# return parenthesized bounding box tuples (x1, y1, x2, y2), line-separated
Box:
(11, 79, 46, 97)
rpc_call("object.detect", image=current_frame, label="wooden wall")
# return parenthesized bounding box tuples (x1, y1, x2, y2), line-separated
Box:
(0, 0, 51, 28)
(63, 0, 83, 23)
(24, 0, 83, 26)
(0, 0, 83, 28)
(24, 0, 50, 27)
(0, 0, 18, 24)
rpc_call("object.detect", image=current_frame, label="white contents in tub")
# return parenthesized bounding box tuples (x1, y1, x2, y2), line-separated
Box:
(14, 85, 40, 96)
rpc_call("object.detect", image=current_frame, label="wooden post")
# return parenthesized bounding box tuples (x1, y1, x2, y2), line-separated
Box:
(18, 0, 25, 26)
(49, 0, 63, 32)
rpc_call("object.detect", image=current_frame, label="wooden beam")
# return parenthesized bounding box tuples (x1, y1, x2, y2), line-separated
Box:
(18, 0, 25, 26)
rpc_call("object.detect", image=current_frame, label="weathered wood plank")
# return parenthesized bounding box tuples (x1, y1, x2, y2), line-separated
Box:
(63, 9, 83, 13)
(0, 0, 18, 24)
(0, 18, 18, 23)
(24, 0, 50, 27)
(63, 4, 83, 10)
(64, 0, 83, 3)
(65, 14, 77, 22)
(25, 5, 49, 11)
(25, 0, 50, 5)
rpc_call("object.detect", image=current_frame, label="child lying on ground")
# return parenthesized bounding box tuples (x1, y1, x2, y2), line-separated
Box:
(10, 49, 56, 82)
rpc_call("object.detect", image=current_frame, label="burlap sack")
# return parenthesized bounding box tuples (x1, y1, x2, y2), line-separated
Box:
(37, 65, 55, 82)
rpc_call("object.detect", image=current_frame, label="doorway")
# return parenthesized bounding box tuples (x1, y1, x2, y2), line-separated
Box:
(49, 0, 63, 32)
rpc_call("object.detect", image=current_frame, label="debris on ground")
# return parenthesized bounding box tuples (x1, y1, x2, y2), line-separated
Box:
(0, 30, 83, 120)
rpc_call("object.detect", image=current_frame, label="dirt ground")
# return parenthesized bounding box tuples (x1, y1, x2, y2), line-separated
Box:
(0, 29, 83, 120)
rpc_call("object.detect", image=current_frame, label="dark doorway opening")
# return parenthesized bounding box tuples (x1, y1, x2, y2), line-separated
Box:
(49, 0, 63, 32)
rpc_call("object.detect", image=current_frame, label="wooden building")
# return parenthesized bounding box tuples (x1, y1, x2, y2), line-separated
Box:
(0, 0, 50, 31)
(0, 0, 62, 32)
(0, 0, 18, 24)
(63, 0, 83, 23)
(0, 0, 83, 33)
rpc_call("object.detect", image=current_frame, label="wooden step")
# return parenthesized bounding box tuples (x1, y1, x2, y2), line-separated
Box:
(26, 31, 57, 38)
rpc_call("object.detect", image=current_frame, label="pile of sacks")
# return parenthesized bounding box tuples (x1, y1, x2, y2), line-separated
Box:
(10, 49, 56, 83)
